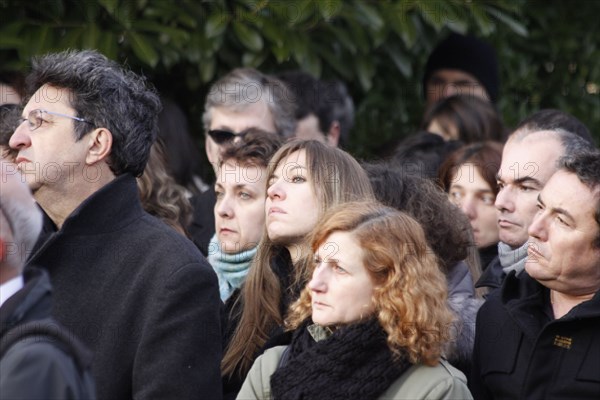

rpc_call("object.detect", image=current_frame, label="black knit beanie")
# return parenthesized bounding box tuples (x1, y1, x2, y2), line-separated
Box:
(423, 33, 499, 103)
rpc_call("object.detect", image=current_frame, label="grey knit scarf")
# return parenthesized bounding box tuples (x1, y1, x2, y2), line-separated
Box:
(498, 241, 528, 276)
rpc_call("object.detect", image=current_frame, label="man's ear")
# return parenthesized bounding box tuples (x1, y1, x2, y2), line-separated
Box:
(86, 128, 113, 165)
(326, 121, 341, 147)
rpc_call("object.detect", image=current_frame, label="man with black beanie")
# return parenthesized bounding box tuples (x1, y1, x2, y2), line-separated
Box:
(423, 33, 499, 105)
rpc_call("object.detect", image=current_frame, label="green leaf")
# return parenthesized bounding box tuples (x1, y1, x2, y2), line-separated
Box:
(329, 26, 357, 54)
(199, 58, 216, 83)
(232, 21, 263, 52)
(83, 23, 100, 48)
(272, 44, 290, 63)
(318, 0, 343, 20)
(314, 43, 353, 79)
(205, 12, 229, 39)
(98, 0, 119, 15)
(98, 32, 118, 60)
(132, 21, 190, 44)
(241, 51, 268, 68)
(300, 51, 322, 77)
(470, 5, 495, 35)
(485, 7, 528, 37)
(355, 57, 375, 91)
(353, 0, 384, 31)
(127, 31, 159, 67)
(385, 44, 412, 77)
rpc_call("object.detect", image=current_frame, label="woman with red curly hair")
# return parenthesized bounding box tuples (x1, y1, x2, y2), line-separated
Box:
(237, 201, 472, 400)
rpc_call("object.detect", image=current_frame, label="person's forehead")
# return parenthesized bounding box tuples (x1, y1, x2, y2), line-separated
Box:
(23, 84, 73, 114)
(453, 164, 490, 189)
(543, 170, 597, 221)
(430, 69, 480, 83)
(218, 161, 265, 183)
(500, 135, 563, 179)
(209, 101, 274, 132)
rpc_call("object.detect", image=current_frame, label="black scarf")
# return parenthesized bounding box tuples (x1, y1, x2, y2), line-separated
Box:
(270, 319, 412, 400)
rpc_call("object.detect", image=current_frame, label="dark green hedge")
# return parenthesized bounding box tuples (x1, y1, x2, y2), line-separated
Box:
(1, 0, 598, 159)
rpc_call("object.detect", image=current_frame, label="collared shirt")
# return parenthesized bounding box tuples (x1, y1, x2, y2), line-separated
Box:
(0, 275, 24, 308)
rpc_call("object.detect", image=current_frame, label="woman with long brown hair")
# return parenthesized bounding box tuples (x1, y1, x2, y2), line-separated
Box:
(222, 140, 374, 398)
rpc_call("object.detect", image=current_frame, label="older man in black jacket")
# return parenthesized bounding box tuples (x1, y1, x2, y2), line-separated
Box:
(471, 150, 600, 399)
(8, 51, 222, 400)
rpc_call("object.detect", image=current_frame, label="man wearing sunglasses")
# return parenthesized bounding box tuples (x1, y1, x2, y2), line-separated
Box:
(8, 50, 222, 400)
(188, 68, 297, 256)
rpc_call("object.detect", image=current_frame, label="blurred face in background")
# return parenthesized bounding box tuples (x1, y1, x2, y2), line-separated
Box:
(426, 69, 489, 105)
(205, 102, 276, 171)
(214, 160, 268, 253)
(449, 163, 499, 248)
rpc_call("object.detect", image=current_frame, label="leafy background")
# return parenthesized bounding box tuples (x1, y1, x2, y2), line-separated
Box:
(1, 0, 598, 168)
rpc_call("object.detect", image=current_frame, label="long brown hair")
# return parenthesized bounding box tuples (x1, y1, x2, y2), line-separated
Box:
(222, 140, 374, 377)
(287, 201, 455, 366)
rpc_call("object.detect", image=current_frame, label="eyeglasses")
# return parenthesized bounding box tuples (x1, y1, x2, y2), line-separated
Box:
(20, 109, 94, 131)
(207, 129, 249, 144)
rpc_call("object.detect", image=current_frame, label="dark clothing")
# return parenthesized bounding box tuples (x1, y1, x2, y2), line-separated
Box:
(445, 261, 482, 378)
(188, 186, 216, 256)
(471, 271, 600, 399)
(27, 174, 223, 400)
(0, 268, 95, 399)
(475, 255, 504, 292)
(222, 247, 295, 400)
(478, 244, 498, 271)
(271, 319, 410, 400)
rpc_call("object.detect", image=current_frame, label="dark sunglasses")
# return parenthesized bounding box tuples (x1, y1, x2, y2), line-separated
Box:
(208, 129, 247, 144)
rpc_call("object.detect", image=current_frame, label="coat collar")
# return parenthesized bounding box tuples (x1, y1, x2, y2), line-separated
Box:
(49, 174, 144, 236)
(499, 271, 600, 339)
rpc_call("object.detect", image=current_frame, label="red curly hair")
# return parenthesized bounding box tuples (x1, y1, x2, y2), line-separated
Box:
(286, 201, 455, 366)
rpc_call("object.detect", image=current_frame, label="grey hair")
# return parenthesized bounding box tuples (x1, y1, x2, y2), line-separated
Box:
(510, 127, 591, 163)
(0, 162, 42, 270)
(202, 68, 297, 138)
(26, 49, 162, 177)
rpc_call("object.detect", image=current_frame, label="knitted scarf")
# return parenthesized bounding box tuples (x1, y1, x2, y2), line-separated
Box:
(498, 241, 528, 277)
(207, 234, 257, 301)
(271, 319, 411, 400)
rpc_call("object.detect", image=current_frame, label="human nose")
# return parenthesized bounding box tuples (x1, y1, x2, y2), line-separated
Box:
(461, 196, 477, 220)
(528, 210, 548, 241)
(8, 120, 32, 150)
(216, 195, 234, 218)
(267, 178, 285, 201)
(494, 186, 514, 213)
(308, 263, 328, 293)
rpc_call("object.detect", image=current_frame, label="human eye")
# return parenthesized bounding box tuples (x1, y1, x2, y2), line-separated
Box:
(313, 254, 321, 265)
(448, 190, 462, 204)
(27, 112, 44, 130)
(496, 181, 505, 190)
(215, 187, 224, 198)
(331, 263, 347, 274)
(556, 215, 570, 227)
(239, 191, 252, 200)
(291, 175, 306, 183)
(481, 194, 495, 206)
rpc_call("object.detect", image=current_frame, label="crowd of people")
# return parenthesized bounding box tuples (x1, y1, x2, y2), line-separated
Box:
(1, 32, 599, 400)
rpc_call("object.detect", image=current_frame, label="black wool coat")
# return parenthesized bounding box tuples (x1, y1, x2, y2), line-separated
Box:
(0, 268, 95, 398)
(27, 174, 223, 400)
(471, 271, 600, 399)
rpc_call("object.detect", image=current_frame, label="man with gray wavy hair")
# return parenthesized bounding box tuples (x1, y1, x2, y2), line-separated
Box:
(1, 160, 95, 398)
(190, 68, 297, 255)
(8, 50, 222, 399)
